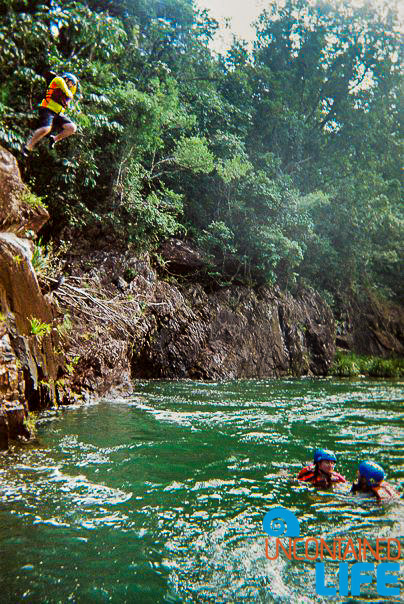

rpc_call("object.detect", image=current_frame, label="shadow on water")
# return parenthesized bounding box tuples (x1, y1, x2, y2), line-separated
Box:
(0, 379, 403, 603)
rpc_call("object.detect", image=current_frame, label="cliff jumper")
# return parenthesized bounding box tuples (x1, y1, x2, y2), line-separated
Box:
(22, 72, 78, 157)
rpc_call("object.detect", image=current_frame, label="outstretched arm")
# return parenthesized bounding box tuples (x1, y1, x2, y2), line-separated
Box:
(52, 76, 74, 99)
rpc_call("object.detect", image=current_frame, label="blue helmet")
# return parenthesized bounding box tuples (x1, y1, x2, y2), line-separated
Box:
(314, 448, 337, 464)
(62, 72, 78, 86)
(359, 461, 385, 487)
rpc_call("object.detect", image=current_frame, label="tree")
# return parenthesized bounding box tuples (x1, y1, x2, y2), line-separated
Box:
(0, 0, 401, 301)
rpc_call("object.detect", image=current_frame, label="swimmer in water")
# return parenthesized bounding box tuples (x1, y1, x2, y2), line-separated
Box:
(297, 448, 347, 489)
(351, 461, 400, 502)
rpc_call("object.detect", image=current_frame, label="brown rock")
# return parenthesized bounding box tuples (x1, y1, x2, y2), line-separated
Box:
(0, 144, 49, 235)
(0, 407, 9, 449)
(3, 401, 29, 440)
(0, 146, 63, 449)
(0, 233, 54, 335)
(159, 238, 206, 275)
(337, 291, 404, 357)
(65, 248, 337, 386)
(131, 281, 335, 379)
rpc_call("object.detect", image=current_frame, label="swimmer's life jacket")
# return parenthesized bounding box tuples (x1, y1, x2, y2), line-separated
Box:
(368, 482, 398, 501)
(40, 76, 76, 115)
(297, 464, 346, 485)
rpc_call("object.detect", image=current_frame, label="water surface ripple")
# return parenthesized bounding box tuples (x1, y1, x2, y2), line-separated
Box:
(0, 379, 403, 603)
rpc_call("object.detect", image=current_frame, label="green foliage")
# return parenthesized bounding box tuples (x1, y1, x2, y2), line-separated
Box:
(0, 0, 401, 299)
(330, 351, 361, 377)
(23, 412, 38, 437)
(330, 351, 404, 378)
(216, 155, 253, 184)
(30, 317, 52, 338)
(173, 137, 214, 173)
(65, 355, 80, 376)
(194, 159, 310, 285)
(56, 314, 72, 338)
(108, 159, 185, 248)
(20, 190, 47, 210)
(198, 221, 236, 270)
(12, 254, 23, 266)
(125, 188, 185, 248)
(367, 357, 404, 379)
(31, 238, 49, 277)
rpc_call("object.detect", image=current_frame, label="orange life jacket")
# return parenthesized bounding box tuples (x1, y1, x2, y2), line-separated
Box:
(371, 482, 399, 501)
(298, 464, 346, 485)
(40, 76, 76, 114)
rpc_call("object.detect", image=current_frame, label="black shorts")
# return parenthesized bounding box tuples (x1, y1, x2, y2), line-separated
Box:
(37, 107, 73, 131)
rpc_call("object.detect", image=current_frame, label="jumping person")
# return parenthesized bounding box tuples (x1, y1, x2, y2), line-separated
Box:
(351, 461, 399, 502)
(297, 448, 347, 489)
(22, 72, 78, 156)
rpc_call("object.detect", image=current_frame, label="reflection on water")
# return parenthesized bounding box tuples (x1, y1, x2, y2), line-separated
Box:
(0, 379, 402, 603)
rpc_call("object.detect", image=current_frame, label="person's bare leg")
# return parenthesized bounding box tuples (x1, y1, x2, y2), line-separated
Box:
(53, 122, 77, 143)
(26, 125, 52, 150)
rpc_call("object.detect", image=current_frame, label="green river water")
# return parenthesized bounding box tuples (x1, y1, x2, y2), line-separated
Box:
(0, 378, 403, 603)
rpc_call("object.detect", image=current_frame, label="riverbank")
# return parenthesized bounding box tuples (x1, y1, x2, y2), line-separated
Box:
(0, 144, 403, 449)
(330, 351, 404, 378)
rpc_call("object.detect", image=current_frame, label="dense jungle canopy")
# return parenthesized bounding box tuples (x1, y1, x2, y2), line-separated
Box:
(0, 0, 402, 304)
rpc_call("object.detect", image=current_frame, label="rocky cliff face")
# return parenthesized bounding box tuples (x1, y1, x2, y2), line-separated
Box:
(336, 292, 404, 358)
(2, 145, 401, 451)
(130, 279, 335, 379)
(62, 245, 335, 388)
(0, 145, 64, 449)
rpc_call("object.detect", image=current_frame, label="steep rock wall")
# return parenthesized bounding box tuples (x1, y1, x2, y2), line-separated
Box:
(63, 249, 335, 385)
(336, 292, 404, 357)
(129, 276, 335, 379)
(0, 145, 64, 450)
